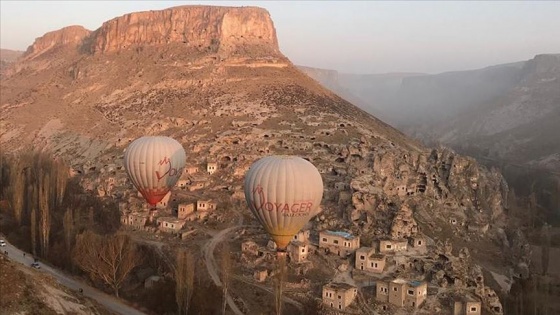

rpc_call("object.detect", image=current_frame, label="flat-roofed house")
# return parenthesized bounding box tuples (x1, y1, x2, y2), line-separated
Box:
(319, 230, 360, 257)
(322, 282, 358, 311)
(157, 217, 186, 233)
(376, 279, 427, 308)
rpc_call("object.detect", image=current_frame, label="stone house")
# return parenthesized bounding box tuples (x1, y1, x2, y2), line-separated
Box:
(207, 162, 218, 174)
(197, 199, 217, 212)
(293, 229, 310, 243)
(322, 282, 358, 311)
(355, 247, 386, 273)
(178, 203, 195, 219)
(376, 279, 427, 308)
(319, 230, 360, 257)
(176, 179, 189, 189)
(157, 217, 186, 233)
(410, 236, 427, 254)
(379, 239, 408, 254)
(185, 166, 199, 175)
(156, 191, 172, 209)
(454, 295, 482, 315)
(121, 213, 148, 229)
(287, 241, 309, 263)
(188, 179, 207, 191)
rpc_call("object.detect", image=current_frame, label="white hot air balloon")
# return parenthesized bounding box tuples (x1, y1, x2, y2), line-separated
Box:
(244, 155, 324, 250)
(124, 136, 186, 207)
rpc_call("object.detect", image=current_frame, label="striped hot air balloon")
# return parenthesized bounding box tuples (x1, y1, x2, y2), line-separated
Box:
(244, 155, 324, 250)
(124, 136, 186, 207)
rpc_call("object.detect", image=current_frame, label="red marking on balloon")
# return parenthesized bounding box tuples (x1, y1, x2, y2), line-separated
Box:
(251, 185, 313, 217)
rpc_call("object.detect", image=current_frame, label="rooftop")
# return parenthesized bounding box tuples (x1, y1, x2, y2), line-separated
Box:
(408, 280, 425, 287)
(324, 282, 356, 291)
(157, 216, 184, 224)
(323, 230, 355, 240)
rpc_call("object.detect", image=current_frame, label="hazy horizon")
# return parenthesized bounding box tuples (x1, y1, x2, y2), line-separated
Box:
(1, 0, 559, 74)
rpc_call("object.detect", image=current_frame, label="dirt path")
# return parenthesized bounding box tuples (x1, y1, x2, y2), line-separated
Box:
(202, 224, 247, 315)
(1, 239, 146, 315)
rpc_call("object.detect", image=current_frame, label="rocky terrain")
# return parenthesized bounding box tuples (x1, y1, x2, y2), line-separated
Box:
(0, 49, 23, 74)
(0, 255, 109, 315)
(0, 5, 532, 314)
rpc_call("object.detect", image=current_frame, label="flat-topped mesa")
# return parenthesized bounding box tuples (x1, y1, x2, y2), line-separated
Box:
(88, 5, 280, 56)
(23, 25, 91, 60)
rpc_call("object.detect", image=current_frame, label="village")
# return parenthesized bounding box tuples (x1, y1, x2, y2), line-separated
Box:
(98, 151, 503, 315)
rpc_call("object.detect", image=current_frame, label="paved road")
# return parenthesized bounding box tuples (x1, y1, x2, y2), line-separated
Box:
(1, 239, 146, 315)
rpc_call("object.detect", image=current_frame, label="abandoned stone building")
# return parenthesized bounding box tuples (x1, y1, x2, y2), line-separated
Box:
(177, 203, 195, 219)
(293, 229, 310, 243)
(156, 191, 172, 209)
(197, 199, 217, 212)
(157, 217, 186, 233)
(287, 241, 309, 263)
(176, 179, 189, 189)
(319, 230, 360, 257)
(454, 295, 482, 315)
(410, 236, 427, 253)
(379, 239, 408, 254)
(355, 247, 386, 273)
(121, 213, 148, 229)
(207, 162, 218, 174)
(185, 165, 199, 175)
(322, 282, 358, 311)
(376, 279, 428, 308)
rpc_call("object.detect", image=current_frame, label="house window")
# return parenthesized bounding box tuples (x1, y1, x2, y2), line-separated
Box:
(338, 295, 341, 299)
(322, 238, 327, 242)
(338, 305, 341, 310)
(301, 248, 305, 253)
(417, 240, 422, 245)
(407, 289, 414, 296)
(386, 244, 392, 249)
(393, 287, 397, 291)
(374, 263, 378, 268)
(470, 306, 477, 312)
(360, 255, 365, 260)
(333, 240, 339, 244)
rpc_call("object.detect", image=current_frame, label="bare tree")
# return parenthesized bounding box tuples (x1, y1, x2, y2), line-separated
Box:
(8, 159, 25, 225)
(73, 231, 142, 297)
(38, 172, 51, 257)
(63, 208, 74, 252)
(175, 249, 195, 315)
(220, 243, 232, 315)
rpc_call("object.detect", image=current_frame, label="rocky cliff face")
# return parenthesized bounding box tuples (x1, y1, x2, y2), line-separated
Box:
(23, 25, 91, 60)
(21, 6, 279, 61)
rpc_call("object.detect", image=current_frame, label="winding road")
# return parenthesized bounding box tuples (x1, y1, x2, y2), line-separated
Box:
(1, 239, 146, 315)
(201, 222, 305, 315)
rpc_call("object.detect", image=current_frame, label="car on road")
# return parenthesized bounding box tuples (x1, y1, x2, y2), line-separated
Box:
(0, 239, 6, 247)
(31, 262, 41, 269)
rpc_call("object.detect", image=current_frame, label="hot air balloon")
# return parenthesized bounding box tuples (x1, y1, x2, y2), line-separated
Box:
(124, 136, 186, 208)
(244, 155, 323, 314)
(244, 155, 324, 250)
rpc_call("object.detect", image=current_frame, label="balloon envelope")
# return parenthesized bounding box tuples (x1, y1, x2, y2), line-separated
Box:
(244, 155, 323, 250)
(124, 136, 186, 206)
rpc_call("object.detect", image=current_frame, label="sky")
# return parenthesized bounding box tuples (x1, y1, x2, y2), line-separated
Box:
(1, 1, 559, 74)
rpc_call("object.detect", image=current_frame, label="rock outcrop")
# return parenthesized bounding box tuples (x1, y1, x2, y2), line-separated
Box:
(89, 6, 279, 56)
(23, 25, 91, 60)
